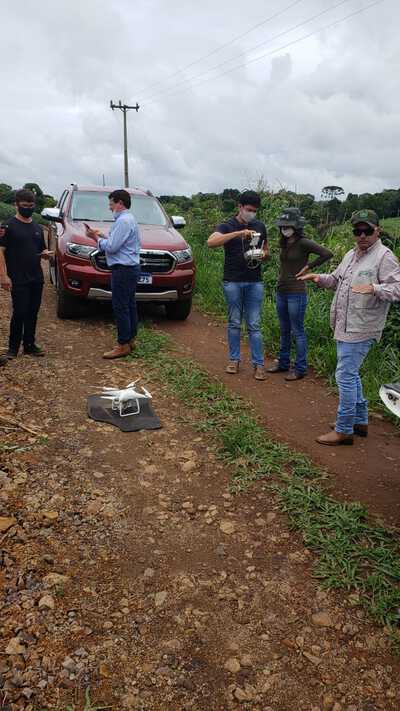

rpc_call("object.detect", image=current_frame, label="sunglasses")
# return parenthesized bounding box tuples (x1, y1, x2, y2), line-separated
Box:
(353, 226, 375, 237)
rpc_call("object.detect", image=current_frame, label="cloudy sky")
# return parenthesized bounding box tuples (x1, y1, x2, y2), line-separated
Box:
(0, 0, 398, 201)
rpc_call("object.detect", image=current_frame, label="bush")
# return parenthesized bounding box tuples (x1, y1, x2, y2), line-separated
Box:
(0, 202, 16, 222)
(0, 202, 47, 225)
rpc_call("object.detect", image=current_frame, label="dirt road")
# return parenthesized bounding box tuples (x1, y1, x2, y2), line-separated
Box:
(160, 311, 400, 526)
(1, 283, 400, 710)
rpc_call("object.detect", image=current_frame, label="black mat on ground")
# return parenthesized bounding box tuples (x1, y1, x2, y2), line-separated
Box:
(87, 395, 161, 432)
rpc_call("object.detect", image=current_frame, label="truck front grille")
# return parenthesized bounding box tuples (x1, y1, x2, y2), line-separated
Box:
(91, 250, 175, 274)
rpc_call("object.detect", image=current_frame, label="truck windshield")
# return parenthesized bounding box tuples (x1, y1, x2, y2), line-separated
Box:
(70, 192, 168, 225)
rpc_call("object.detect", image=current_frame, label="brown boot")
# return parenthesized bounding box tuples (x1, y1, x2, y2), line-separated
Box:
(102, 343, 131, 360)
(317, 430, 354, 446)
(330, 423, 368, 437)
(226, 361, 239, 374)
(254, 365, 267, 381)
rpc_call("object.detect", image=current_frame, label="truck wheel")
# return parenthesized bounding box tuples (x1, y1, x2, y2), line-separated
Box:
(165, 298, 192, 321)
(56, 279, 81, 319)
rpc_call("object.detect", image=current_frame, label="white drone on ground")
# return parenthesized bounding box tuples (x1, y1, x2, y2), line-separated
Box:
(379, 383, 400, 419)
(99, 380, 152, 417)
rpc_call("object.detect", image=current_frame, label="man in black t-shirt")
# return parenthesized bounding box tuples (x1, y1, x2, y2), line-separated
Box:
(208, 191, 269, 380)
(0, 189, 53, 359)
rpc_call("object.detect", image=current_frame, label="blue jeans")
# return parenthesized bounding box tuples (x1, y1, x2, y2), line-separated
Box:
(335, 339, 375, 434)
(111, 265, 140, 344)
(223, 281, 264, 366)
(276, 292, 308, 375)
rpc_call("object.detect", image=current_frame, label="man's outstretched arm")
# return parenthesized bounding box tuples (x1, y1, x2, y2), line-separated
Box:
(207, 227, 254, 248)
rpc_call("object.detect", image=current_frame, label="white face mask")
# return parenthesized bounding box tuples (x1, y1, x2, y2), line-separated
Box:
(281, 227, 295, 238)
(240, 209, 257, 223)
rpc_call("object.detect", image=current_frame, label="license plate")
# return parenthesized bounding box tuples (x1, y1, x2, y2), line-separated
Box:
(138, 274, 152, 285)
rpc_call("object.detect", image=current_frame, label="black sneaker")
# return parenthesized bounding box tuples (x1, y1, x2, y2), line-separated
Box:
(24, 345, 45, 357)
(266, 363, 289, 373)
(0, 355, 8, 366)
(3, 350, 18, 359)
(285, 371, 305, 381)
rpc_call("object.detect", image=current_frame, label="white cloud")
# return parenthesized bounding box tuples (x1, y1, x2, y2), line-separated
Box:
(0, 0, 398, 200)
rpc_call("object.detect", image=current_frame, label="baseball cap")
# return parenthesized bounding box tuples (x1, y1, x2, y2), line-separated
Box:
(350, 209, 379, 227)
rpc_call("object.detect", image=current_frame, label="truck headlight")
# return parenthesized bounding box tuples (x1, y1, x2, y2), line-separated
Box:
(66, 243, 96, 259)
(172, 247, 192, 263)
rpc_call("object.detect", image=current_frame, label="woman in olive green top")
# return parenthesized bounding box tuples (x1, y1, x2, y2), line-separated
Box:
(267, 208, 333, 380)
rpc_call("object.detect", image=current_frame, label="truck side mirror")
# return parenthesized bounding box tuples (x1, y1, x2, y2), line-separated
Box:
(41, 207, 64, 224)
(171, 215, 186, 229)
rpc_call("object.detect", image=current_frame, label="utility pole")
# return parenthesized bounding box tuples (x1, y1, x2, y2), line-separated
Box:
(110, 99, 140, 188)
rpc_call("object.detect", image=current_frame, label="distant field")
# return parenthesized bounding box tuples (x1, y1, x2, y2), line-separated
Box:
(381, 216, 400, 236)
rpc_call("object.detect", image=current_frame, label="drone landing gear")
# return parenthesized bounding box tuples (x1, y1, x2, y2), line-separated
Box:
(111, 397, 143, 417)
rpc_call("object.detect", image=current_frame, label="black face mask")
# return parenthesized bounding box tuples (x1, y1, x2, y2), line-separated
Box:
(18, 206, 35, 218)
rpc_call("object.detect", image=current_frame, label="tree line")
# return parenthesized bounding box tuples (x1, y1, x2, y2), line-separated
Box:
(0, 182, 57, 224)
(2, 180, 400, 231)
(159, 185, 400, 230)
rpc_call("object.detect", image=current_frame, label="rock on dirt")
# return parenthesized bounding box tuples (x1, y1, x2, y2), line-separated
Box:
(224, 657, 241, 673)
(0, 516, 17, 532)
(312, 611, 333, 627)
(43, 572, 70, 588)
(38, 594, 55, 610)
(220, 520, 235, 535)
(5, 637, 26, 655)
(155, 591, 168, 607)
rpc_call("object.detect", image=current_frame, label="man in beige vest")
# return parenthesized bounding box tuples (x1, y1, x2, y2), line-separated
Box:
(300, 209, 400, 446)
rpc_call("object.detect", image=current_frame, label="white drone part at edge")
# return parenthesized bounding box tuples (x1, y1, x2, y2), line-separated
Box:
(244, 237, 265, 269)
(249, 232, 261, 247)
(98, 380, 152, 417)
(379, 383, 400, 419)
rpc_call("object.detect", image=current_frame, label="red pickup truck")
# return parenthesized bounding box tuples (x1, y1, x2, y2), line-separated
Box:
(42, 184, 195, 320)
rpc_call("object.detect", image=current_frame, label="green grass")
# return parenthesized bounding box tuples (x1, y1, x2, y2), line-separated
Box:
(275, 482, 400, 622)
(381, 216, 400, 241)
(0, 440, 49, 453)
(0, 443, 34, 453)
(131, 324, 400, 640)
(0, 436, 49, 453)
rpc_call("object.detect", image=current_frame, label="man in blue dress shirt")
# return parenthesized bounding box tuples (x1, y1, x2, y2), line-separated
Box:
(86, 189, 141, 359)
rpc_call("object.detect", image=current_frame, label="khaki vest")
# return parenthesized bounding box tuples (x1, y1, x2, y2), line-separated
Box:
(330, 240, 391, 337)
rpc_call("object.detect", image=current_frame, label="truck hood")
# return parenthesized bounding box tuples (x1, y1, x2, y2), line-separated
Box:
(69, 221, 189, 252)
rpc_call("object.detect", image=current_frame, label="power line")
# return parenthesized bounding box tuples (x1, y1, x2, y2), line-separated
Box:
(144, 0, 384, 106)
(142, 0, 351, 103)
(137, 0, 307, 98)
